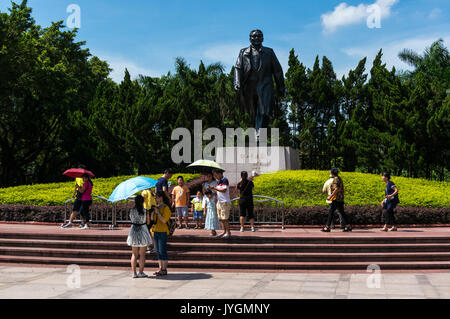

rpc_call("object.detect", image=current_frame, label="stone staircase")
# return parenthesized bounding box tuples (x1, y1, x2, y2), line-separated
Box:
(1, 225, 450, 271)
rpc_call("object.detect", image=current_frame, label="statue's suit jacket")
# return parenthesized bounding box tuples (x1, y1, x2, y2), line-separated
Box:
(234, 46, 285, 119)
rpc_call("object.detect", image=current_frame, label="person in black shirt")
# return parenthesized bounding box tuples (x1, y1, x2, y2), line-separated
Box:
(237, 171, 256, 232)
(156, 169, 173, 206)
(381, 172, 400, 232)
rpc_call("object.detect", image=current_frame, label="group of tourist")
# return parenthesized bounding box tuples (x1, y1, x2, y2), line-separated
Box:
(127, 170, 173, 278)
(321, 169, 400, 232)
(170, 169, 253, 238)
(60, 165, 400, 278)
(124, 168, 254, 278)
(127, 189, 171, 278)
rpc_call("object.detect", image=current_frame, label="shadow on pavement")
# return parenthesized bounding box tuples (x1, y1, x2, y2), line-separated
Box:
(151, 273, 213, 281)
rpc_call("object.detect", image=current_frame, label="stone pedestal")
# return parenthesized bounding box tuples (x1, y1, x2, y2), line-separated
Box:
(216, 146, 300, 185)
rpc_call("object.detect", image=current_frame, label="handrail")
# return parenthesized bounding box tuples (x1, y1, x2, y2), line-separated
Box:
(231, 195, 285, 205)
(64, 195, 109, 204)
(230, 195, 285, 229)
(64, 194, 285, 229)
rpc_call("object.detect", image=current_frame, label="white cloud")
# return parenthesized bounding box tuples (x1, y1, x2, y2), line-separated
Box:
(342, 35, 450, 74)
(98, 55, 163, 83)
(428, 8, 442, 20)
(321, 0, 398, 33)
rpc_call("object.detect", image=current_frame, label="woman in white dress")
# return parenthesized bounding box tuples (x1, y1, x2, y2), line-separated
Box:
(127, 195, 152, 278)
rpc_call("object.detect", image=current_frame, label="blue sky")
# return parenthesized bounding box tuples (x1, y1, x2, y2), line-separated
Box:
(2, 0, 449, 82)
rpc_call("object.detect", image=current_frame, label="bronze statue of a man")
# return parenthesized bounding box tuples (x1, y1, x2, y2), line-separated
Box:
(234, 30, 285, 130)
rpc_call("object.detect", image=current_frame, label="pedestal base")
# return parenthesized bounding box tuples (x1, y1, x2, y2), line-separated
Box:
(216, 146, 300, 185)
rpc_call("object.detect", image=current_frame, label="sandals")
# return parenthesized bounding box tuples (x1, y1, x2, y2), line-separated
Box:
(153, 269, 167, 276)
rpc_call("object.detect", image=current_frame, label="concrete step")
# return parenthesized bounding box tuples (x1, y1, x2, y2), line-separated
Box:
(1, 254, 450, 270)
(2, 225, 450, 270)
(1, 238, 450, 253)
(2, 246, 450, 262)
(2, 231, 450, 245)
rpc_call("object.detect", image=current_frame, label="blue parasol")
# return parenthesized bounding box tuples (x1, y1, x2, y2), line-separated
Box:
(108, 176, 157, 203)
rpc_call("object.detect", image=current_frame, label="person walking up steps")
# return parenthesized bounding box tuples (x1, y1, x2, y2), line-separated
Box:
(78, 174, 94, 230)
(61, 176, 84, 228)
(381, 172, 400, 232)
(61, 165, 87, 229)
(127, 195, 152, 278)
(321, 168, 352, 233)
(322, 172, 342, 230)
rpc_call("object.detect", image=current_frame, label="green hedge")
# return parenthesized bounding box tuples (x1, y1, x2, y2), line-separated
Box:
(1, 205, 449, 226)
(0, 174, 201, 206)
(253, 171, 450, 208)
(1, 170, 449, 208)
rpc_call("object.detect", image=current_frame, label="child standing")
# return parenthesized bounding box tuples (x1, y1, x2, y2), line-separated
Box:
(203, 189, 221, 236)
(127, 195, 152, 278)
(191, 190, 204, 229)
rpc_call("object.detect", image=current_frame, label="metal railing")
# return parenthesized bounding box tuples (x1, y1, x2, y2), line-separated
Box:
(64, 194, 285, 229)
(230, 195, 286, 229)
(111, 196, 139, 226)
(64, 195, 114, 226)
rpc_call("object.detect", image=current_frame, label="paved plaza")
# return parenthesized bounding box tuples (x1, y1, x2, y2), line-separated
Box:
(0, 265, 449, 299)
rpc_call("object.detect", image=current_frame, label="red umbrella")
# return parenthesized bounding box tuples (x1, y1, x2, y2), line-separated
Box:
(63, 168, 95, 179)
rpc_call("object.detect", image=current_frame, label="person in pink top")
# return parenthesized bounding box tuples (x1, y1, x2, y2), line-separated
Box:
(78, 174, 94, 230)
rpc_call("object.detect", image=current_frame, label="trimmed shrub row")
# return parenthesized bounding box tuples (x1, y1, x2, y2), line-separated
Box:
(254, 170, 450, 208)
(0, 173, 201, 206)
(0, 178, 209, 224)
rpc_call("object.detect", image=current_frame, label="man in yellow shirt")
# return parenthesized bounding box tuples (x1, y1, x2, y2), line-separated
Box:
(141, 188, 156, 252)
(142, 188, 156, 212)
(322, 175, 337, 229)
(61, 177, 84, 228)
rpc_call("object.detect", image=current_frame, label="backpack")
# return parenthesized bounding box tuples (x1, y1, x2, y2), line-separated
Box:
(167, 217, 176, 237)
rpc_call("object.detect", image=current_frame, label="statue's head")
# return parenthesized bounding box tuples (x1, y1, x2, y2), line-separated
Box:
(249, 30, 264, 47)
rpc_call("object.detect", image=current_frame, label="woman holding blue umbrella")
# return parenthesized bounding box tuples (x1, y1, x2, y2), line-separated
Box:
(108, 176, 158, 277)
(127, 195, 152, 278)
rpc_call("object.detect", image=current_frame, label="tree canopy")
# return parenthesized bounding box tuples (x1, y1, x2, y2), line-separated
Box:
(0, 1, 449, 187)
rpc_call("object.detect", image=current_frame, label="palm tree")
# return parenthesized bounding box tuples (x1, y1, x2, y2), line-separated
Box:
(398, 39, 450, 81)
